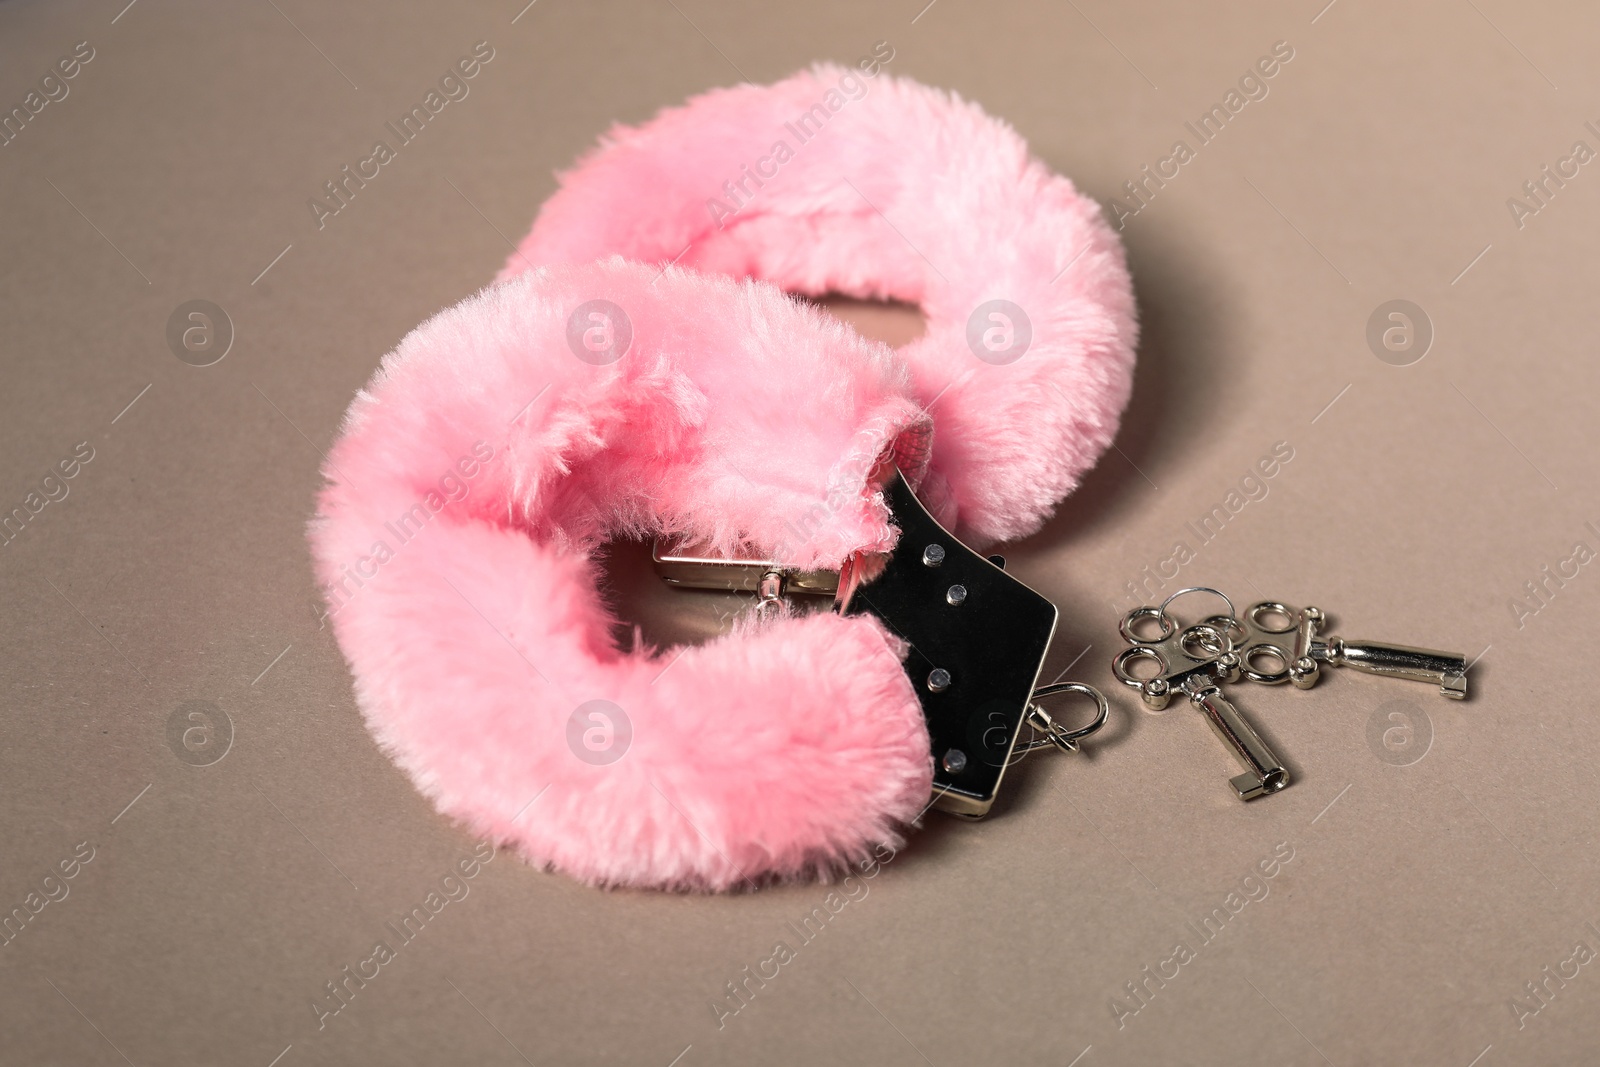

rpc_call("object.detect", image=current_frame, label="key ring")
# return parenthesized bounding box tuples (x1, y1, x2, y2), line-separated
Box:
(1158, 586, 1238, 627)
(1118, 586, 1238, 656)
(1019, 682, 1110, 754)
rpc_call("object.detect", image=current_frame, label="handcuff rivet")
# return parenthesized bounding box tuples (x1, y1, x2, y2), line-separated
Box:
(921, 544, 946, 567)
(942, 748, 968, 774)
(927, 668, 952, 692)
(946, 584, 967, 606)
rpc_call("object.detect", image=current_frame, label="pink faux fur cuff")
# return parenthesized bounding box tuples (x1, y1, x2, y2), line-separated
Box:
(311, 260, 934, 889)
(499, 65, 1138, 545)
(314, 69, 1139, 892)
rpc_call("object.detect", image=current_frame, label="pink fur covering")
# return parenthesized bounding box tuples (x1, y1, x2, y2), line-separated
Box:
(500, 65, 1138, 545)
(311, 260, 938, 890)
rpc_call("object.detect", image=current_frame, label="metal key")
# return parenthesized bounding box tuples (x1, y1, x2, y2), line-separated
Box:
(1112, 599, 1290, 801)
(1214, 602, 1468, 700)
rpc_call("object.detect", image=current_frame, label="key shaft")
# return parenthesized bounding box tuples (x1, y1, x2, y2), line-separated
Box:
(1186, 680, 1289, 800)
(1313, 637, 1468, 699)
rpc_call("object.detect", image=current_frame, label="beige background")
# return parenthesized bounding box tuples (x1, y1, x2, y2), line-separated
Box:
(3, 0, 1598, 1064)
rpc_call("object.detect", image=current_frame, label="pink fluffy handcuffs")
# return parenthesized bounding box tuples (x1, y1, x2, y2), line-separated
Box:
(311, 66, 1137, 890)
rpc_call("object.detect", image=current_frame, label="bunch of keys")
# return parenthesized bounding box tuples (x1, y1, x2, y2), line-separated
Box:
(1112, 588, 1469, 800)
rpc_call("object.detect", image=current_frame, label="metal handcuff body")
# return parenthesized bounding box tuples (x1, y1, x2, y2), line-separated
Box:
(656, 468, 1109, 819)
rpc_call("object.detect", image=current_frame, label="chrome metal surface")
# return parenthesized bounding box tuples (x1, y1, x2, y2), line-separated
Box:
(757, 570, 784, 606)
(1112, 606, 1240, 710)
(1204, 600, 1320, 688)
(1187, 680, 1289, 799)
(1021, 682, 1110, 754)
(651, 540, 840, 596)
(1224, 601, 1470, 699)
(1114, 602, 1288, 801)
(1316, 636, 1469, 698)
(1158, 586, 1237, 625)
